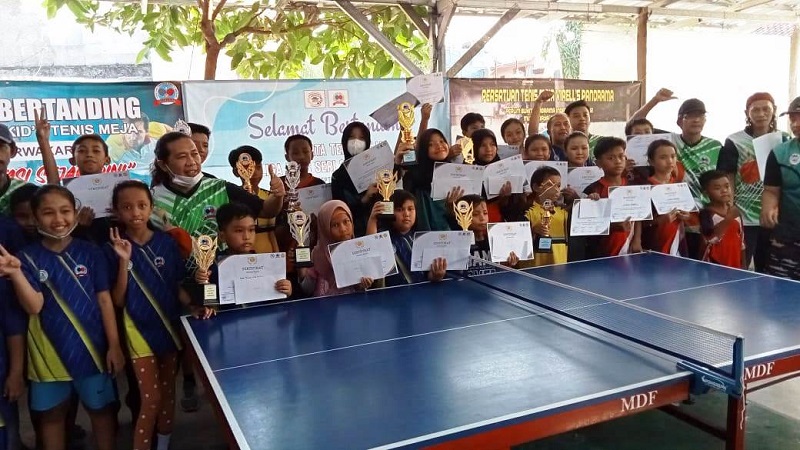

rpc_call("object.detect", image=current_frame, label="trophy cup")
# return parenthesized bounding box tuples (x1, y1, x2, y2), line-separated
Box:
(285, 161, 301, 213)
(535, 199, 554, 253)
(174, 119, 192, 136)
(453, 200, 475, 245)
(192, 235, 218, 305)
(290, 211, 313, 268)
(397, 102, 417, 165)
(460, 137, 475, 164)
(376, 169, 397, 219)
(236, 153, 256, 194)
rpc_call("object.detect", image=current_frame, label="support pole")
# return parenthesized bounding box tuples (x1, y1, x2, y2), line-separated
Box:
(636, 8, 648, 107)
(434, 0, 456, 73)
(334, 0, 423, 76)
(446, 7, 521, 77)
(399, 3, 430, 37)
(791, 25, 799, 101)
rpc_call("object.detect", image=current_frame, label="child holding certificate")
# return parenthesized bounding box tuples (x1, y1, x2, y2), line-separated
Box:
(471, 129, 512, 223)
(522, 135, 552, 161)
(642, 140, 690, 256)
(699, 170, 745, 269)
(564, 132, 594, 168)
(526, 167, 568, 266)
(453, 195, 519, 275)
(500, 118, 526, 149)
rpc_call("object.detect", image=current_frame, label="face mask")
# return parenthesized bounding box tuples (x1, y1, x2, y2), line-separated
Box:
(37, 217, 79, 240)
(347, 139, 367, 156)
(167, 166, 203, 190)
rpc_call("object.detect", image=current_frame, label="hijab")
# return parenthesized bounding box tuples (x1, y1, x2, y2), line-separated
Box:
(310, 200, 353, 293)
(403, 128, 449, 193)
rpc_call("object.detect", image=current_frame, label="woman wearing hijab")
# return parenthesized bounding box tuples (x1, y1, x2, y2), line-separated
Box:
(330, 122, 376, 237)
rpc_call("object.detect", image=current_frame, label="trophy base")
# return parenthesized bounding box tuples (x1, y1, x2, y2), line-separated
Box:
(379, 201, 395, 218)
(401, 151, 417, 166)
(535, 237, 553, 253)
(295, 247, 313, 268)
(202, 283, 219, 306)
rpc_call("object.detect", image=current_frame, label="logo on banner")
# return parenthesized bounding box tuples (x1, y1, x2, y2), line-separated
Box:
(304, 90, 326, 108)
(328, 90, 349, 107)
(154, 82, 182, 106)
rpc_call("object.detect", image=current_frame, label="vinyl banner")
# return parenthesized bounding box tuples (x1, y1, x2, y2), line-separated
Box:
(183, 79, 449, 183)
(0, 81, 185, 183)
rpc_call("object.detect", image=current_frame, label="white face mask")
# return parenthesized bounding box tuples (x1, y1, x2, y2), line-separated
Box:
(37, 217, 79, 240)
(167, 166, 203, 190)
(347, 139, 367, 156)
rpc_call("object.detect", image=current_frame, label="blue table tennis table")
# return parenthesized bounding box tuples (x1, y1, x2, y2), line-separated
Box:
(181, 253, 800, 450)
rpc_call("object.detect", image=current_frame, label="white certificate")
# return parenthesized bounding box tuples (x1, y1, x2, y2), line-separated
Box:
(650, 183, 698, 215)
(497, 145, 520, 160)
(431, 162, 485, 200)
(609, 185, 653, 222)
(483, 155, 526, 198)
(488, 222, 534, 263)
(525, 161, 568, 186)
(753, 131, 784, 181)
(570, 199, 611, 236)
(566, 166, 604, 195)
(329, 231, 398, 288)
(406, 72, 444, 105)
(218, 253, 288, 305)
(344, 141, 394, 193)
(66, 171, 130, 218)
(626, 133, 673, 166)
(410, 231, 473, 271)
(297, 183, 332, 216)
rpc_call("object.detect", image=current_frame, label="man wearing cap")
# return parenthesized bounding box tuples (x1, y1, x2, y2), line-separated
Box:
(762, 97, 800, 280)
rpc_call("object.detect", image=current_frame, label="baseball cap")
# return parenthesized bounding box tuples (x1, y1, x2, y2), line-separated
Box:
(678, 98, 707, 116)
(780, 96, 800, 116)
(0, 124, 14, 145)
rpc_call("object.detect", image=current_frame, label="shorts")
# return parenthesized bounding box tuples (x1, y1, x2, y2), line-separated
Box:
(29, 373, 117, 412)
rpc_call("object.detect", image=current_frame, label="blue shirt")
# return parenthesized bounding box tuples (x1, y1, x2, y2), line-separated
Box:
(19, 239, 110, 381)
(0, 216, 25, 255)
(384, 230, 426, 287)
(0, 278, 25, 418)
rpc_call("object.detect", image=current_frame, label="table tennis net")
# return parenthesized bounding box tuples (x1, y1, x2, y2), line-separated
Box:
(462, 257, 740, 379)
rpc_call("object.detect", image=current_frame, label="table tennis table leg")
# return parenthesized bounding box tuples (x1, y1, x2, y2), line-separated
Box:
(726, 394, 746, 450)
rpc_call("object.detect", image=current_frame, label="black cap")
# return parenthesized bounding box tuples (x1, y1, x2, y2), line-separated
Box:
(678, 98, 706, 116)
(780, 97, 800, 116)
(0, 124, 13, 145)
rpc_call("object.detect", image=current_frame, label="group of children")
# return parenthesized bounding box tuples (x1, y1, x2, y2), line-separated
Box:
(0, 87, 789, 450)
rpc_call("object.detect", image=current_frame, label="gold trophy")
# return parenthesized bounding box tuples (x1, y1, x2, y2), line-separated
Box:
(290, 211, 313, 268)
(397, 102, 417, 165)
(376, 169, 397, 219)
(285, 161, 301, 213)
(453, 200, 475, 245)
(460, 137, 475, 164)
(535, 199, 554, 253)
(192, 235, 218, 305)
(236, 153, 256, 194)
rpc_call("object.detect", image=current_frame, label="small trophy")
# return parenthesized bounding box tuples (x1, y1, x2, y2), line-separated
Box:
(535, 200, 554, 253)
(460, 137, 475, 164)
(174, 119, 192, 136)
(236, 153, 256, 194)
(285, 161, 301, 213)
(192, 235, 218, 305)
(290, 211, 313, 268)
(376, 169, 397, 219)
(453, 200, 475, 245)
(397, 102, 417, 165)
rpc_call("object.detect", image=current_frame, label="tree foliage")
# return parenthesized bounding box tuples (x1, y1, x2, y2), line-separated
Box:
(43, 0, 431, 80)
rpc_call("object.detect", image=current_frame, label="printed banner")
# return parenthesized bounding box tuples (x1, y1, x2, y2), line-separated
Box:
(0, 81, 185, 184)
(448, 78, 642, 140)
(183, 79, 449, 183)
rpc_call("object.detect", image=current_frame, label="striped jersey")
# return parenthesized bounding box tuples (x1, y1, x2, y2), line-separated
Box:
(19, 239, 110, 382)
(0, 178, 28, 216)
(672, 134, 722, 209)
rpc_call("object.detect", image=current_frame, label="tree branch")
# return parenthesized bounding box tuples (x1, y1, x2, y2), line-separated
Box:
(211, 0, 228, 21)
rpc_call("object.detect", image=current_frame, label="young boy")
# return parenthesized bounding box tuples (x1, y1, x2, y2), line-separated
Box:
(584, 137, 642, 257)
(450, 194, 519, 275)
(526, 166, 569, 266)
(193, 202, 292, 305)
(565, 100, 604, 153)
(9, 184, 39, 245)
(283, 135, 325, 189)
(228, 146, 279, 254)
(189, 123, 217, 179)
(460, 113, 485, 139)
(699, 170, 745, 269)
(625, 118, 655, 136)
(0, 118, 59, 215)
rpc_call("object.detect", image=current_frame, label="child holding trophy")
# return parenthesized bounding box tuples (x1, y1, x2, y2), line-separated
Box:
(228, 146, 280, 253)
(526, 167, 569, 266)
(451, 194, 519, 275)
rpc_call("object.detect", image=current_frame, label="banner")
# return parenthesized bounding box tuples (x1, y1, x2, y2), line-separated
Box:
(448, 78, 642, 140)
(183, 79, 449, 183)
(0, 81, 185, 184)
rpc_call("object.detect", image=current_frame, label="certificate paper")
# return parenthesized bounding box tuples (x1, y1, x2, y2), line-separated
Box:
(566, 166, 604, 195)
(406, 72, 444, 105)
(626, 133, 673, 166)
(329, 231, 398, 288)
(609, 185, 653, 222)
(570, 199, 611, 236)
(650, 183, 698, 215)
(487, 222, 534, 263)
(483, 155, 526, 198)
(525, 161, 568, 185)
(431, 163, 485, 200)
(297, 183, 332, 216)
(66, 171, 130, 218)
(497, 145, 520, 160)
(218, 253, 288, 305)
(410, 231, 473, 271)
(344, 141, 394, 193)
(369, 92, 419, 128)
(753, 131, 784, 181)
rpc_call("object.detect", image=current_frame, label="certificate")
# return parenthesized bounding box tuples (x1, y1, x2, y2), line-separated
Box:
(650, 183, 698, 215)
(626, 133, 672, 166)
(609, 185, 653, 222)
(570, 199, 611, 236)
(566, 166, 603, 195)
(753, 131, 784, 181)
(344, 141, 394, 193)
(431, 162, 485, 200)
(525, 161, 568, 186)
(406, 72, 444, 105)
(66, 171, 130, 218)
(329, 231, 398, 288)
(488, 222, 534, 263)
(497, 145, 520, 160)
(410, 230, 473, 271)
(218, 253, 288, 305)
(297, 183, 332, 216)
(483, 155, 526, 198)
(369, 92, 419, 129)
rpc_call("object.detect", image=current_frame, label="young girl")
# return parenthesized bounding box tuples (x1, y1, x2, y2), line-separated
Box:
(563, 131, 593, 168)
(526, 167, 569, 266)
(0, 185, 123, 450)
(105, 181, 208, 450)
(699, 170, 745, 269)
(500, 118, 526, 149)
(471, 129, 511, 223)
(643, 140, 689, 256)
(300, 200, 373, 297)
(403, 128, 460, 231)
(330, 122, 375, 237)
(366, 190, 447, 286)
(522, 134, 552, 161)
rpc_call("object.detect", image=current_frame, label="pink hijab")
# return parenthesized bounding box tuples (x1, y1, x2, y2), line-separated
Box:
(310, 200, 354, 297)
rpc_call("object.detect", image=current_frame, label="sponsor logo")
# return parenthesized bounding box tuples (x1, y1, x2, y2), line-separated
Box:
(154, 257, 165, 268)
(304, 90, 326, 108)
(153, 82, 181, 106)
(74, 265, 88, 277)
(38, 270, 48, 282)
(328, 90, 349, 107)
(203, 205, 217, 220)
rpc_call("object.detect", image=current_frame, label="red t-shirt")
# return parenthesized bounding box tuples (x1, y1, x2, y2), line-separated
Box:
(584, 177, 630, 257)
(700, 208, 744, 268)
(645, 176, 684, 255)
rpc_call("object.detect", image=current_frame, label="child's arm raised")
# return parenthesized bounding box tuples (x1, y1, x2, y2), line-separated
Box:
(97, 290, 125, 374)
(0, 246, 44, 314)
(259, 165, 286, 218)
(528, 91, 552, 136)
(628, 88, 676, 122)
(35, 109, 60, 185)
(366, 202, 383, 235)
(418, 103, 432, 136)
(109, 228, 131, 308)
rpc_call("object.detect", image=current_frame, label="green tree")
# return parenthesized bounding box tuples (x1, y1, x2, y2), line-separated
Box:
(555, 21, 583, 79)
(43, 0, 431, 80)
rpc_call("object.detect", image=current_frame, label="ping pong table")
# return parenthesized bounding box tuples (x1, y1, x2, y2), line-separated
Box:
(182, 252, 800, 450)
